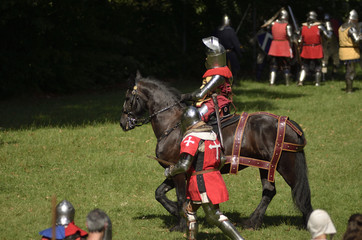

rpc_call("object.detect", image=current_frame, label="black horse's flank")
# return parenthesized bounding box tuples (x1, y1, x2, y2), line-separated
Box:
(120, 72, 313, 232)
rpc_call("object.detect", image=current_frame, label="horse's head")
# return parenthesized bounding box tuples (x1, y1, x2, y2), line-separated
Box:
(120, 72, 148, 131)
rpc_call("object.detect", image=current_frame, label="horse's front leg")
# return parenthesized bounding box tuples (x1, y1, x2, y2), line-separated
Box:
(170, 173, 187, 232)
(155, 178, 178, 216)
(154, 175, 187, 232)
(243, 169, 276, 229)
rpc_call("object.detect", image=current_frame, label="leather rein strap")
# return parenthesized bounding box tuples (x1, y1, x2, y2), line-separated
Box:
(226, 112, 306, 182)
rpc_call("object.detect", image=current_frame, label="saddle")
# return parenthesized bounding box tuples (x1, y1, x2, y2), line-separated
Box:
(208, 112, 306, 182)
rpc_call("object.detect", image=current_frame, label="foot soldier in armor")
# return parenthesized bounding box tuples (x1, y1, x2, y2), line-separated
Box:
(298, 11, 333, 86)
(164, 106, 244, 240)
(39, 200, 88, 240)
(321, 13, 340, 81)
(181, 36, 233, 123)
(214, 15, 243, 81)
(265, 9, 293, 86)
(338, 10, 361, 93)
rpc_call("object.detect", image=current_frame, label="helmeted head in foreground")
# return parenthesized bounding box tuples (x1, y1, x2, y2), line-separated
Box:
(307, 209, 336, 239)
(181, 106, 202, 133)
(202, 36, 226, 69)
(56, 200, 75, 226)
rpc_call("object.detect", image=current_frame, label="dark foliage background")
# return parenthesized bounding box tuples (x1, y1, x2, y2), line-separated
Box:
(0, 0, 360, 98)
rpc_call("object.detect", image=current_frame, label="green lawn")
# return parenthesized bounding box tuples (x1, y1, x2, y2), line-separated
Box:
(0, 76, 361, 239)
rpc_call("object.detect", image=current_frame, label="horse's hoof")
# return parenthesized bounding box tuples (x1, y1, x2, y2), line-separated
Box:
(170, 224, 186, 232)
(241, 220, 260, 230)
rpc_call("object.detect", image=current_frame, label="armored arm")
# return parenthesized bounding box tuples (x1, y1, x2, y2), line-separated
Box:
(286, 24, 293, 39)
(181, 75, 226, 102)
(165, 153, 195, 178)
(319, 24, 333, 39)
(348, 26, 361, 43)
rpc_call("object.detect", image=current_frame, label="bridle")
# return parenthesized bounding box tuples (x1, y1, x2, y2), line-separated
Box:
(122, 85, 182, 133)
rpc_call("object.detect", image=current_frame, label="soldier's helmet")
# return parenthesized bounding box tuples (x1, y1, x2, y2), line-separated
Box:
(202, 36, 226, 69)
(349, 9, 358, 21)
(181, 106, 202, 133)
(307, 11, 318, 22)
(56, 200, 75, 226)
(279, 9, 289, 21)
(222, 14, 230, 27)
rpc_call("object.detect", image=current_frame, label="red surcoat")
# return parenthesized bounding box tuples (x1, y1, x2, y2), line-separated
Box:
(180, 135, 229, 204)
(300, 25, 323, 59)
(268, 22, 292, 57)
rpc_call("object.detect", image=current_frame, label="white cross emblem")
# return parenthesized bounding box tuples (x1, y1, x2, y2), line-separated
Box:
(209, 141, 221, 160)
(184, 136, 195, 146)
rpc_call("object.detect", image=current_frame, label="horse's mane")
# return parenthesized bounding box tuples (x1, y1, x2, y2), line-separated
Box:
(137, 76, 181, 105)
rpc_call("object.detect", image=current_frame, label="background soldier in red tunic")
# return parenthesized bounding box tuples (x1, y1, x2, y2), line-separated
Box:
(164, 107, 244, 240)
(298, 11, 333, 86)
(267, 9, 293, 86)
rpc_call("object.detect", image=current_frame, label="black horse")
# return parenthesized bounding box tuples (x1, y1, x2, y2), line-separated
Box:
(120, 72, 313, 232)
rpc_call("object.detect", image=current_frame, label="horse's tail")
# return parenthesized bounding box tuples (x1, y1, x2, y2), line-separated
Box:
(291, 122, 313, 226)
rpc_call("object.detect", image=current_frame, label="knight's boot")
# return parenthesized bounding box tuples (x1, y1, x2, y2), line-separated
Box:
(269, 71, 276, 86)
(346, 78, 353, 93)
(219, 220, 245, 240)
(284, 73, 290, 86)
(315, 72, 321, 86)
(298, 69, 306, 86)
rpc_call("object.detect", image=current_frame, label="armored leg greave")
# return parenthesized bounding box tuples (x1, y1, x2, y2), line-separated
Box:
(345, 63, 355, 93)
(269, 71, 276, 85)
(298, 69, 307, 86)
(219, 220, 245, 240)
(185, 210, 198, 240)
(315, 72, 321, 86)
(284, 72, 290, 86)
(202, 203, 244, 240)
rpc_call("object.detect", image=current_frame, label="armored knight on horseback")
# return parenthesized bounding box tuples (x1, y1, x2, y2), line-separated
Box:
(181, 36, 233, 123)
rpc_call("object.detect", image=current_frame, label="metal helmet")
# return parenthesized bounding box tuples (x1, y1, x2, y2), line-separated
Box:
(324, 13, 331, 21)
(181, 106, 201, 133)
(349, 9, 358, 21)
(202, 36, 226, 69)
(279, 9, 289, 21)
(222, 14, 230, 27)
(56, 200, 75, 226)
(307, 11, 318, 22)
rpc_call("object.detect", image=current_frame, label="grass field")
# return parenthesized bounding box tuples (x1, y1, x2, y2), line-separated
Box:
(0, 75, 361, 239)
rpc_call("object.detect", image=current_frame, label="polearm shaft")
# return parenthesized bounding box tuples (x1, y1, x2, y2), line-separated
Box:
(147, 155, 174, 166)
(211, 93, 224, 150)
(51, 195, 56, 240)
(236, 3, 251, 34)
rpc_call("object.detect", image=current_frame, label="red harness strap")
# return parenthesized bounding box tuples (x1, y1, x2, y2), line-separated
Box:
(229, 112, 249, 174)
(226, 112, 306, 182)
(268, 115, 287, 182)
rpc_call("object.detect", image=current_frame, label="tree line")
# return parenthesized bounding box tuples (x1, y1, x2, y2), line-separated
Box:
(0, 0, 359, 99)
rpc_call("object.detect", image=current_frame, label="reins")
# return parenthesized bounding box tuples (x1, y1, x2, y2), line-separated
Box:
(135, 100, 182, 126)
